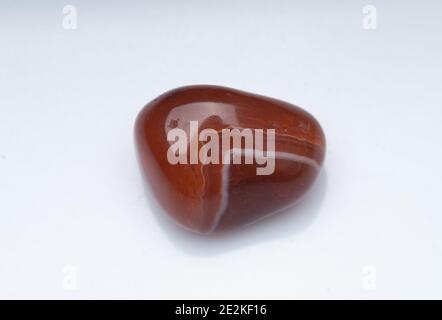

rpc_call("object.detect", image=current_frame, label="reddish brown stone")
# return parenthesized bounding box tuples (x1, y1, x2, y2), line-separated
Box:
(135, 85, 326, 233)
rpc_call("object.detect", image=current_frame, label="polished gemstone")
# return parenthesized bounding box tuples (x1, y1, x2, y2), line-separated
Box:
(135, 85, 326, 233)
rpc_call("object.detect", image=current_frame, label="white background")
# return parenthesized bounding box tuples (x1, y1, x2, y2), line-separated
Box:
(1, 0, 442, 299)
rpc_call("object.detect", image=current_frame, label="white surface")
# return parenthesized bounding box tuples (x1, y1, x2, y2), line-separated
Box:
(1, 0, 442, 299)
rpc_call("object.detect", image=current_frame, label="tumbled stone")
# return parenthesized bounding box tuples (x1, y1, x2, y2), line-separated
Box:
(135, 85, 326, 233)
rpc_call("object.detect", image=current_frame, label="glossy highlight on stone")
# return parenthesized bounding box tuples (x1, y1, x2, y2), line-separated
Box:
(135, 85, 326, 234)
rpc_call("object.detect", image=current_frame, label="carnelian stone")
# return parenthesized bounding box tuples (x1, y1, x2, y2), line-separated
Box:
(135, 85, 326, 233)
